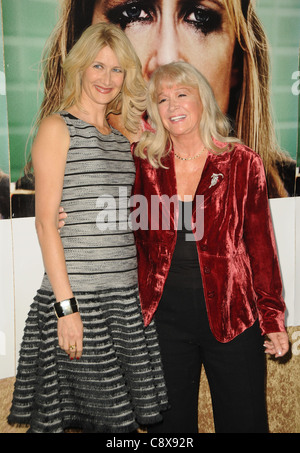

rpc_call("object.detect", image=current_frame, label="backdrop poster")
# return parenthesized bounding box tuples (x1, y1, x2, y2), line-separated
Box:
(0, 3, 10, 220)
(1, 0, 300, 220)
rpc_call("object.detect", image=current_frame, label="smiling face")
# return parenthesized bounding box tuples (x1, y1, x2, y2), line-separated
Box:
(93, 0, 237, 114)
(157, 81, 203, 140)
(80, 45, 124, 109)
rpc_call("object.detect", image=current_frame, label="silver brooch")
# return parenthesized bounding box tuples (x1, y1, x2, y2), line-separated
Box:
(209, 173, 224, 188)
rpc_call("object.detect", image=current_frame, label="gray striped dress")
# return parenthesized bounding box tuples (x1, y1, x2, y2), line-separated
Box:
(8, 112, 168, 433)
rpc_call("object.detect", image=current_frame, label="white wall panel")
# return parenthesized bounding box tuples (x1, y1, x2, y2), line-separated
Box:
(11, 217, 43, 360)
(0, 220, 15, 378)
(269, 198, 297, 326)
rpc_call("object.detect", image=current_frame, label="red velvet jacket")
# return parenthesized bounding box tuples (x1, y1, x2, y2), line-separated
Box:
(131, 142, 286, 342)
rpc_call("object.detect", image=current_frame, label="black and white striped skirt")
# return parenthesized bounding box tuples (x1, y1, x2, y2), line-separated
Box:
(8, 285, 168, 433)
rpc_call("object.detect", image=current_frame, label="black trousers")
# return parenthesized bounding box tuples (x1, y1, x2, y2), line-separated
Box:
(148, 282, 269, 433)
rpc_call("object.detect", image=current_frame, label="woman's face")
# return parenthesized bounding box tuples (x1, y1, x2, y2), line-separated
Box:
(93, 0, 237, 114)
(81, 46, 124, 108)
(157, 81, 203, 140)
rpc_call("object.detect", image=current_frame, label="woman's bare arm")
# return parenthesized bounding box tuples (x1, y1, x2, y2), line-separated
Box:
(32, 115, 83, 359)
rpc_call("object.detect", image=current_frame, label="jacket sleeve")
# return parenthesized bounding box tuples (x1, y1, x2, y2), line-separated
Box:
(243, 154, 286, 335)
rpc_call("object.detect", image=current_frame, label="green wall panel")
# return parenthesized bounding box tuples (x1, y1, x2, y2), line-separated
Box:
(2, 0, 57, 181)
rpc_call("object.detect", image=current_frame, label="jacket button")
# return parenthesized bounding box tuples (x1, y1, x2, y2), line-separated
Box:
(208, 290, 215, 298)
(200, 244, 208, 251)
(204, 266, 211, 274)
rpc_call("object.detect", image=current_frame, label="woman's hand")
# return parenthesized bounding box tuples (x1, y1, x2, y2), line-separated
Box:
(57, 312, 83, 360)
(58, 206, 67, 232)
(264, 331, 289, 358)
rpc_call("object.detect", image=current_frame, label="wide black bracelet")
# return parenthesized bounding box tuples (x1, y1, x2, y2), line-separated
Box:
(53, 297, 79, 318)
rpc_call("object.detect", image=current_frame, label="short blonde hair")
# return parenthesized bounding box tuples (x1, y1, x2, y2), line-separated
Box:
(60, 22, 146, 133)
(135, 62, 240, 168)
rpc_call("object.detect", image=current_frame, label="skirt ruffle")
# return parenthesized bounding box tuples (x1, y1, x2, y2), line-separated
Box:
(8, 286, 168, 433)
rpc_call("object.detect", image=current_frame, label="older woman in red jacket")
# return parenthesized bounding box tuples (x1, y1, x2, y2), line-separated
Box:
(131, 61, 289, 433)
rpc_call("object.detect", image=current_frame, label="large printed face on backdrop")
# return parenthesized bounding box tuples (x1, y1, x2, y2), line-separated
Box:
(92, 0, 237, 115)
(2, 0, 299, 221)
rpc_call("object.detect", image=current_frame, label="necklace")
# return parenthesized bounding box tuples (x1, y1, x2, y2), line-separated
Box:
(174, 146, 205, 161)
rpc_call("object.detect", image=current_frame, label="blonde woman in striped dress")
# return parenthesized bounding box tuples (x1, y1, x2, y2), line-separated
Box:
(8, 23, 167, 433)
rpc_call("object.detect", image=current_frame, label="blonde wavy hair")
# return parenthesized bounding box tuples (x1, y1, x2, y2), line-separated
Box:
(223, 0, 291, 197)
(135, 62, 240, 168)
(60, 22, 146, 133)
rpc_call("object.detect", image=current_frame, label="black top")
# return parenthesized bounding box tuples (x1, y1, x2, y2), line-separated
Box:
(166, 200, 203, 288)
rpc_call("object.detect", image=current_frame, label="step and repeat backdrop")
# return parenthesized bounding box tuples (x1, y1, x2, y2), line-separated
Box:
(0, 0, 299, 432)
